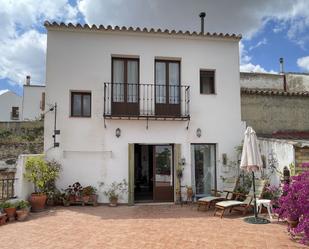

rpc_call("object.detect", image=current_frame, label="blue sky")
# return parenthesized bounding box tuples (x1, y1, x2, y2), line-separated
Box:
(1, 0, 309, 96)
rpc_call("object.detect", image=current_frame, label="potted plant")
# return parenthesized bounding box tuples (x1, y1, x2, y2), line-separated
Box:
(65, 182, 83, 202)
(275, 163, 309, 245)
(0, 201, 16, 221)
(82, 186, 97, 203)
(24, 156, 61, 212)
(103, 180, 128, 207)
(186, 186, 193, 201)
(16, 200, 30, 221)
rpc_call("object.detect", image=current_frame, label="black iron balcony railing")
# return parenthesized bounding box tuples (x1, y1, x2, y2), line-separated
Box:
(0, 178, 17, 201)
(104, 83, 190, 119)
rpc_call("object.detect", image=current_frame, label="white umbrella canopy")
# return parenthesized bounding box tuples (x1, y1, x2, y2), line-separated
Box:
(240, 126, 263, 172)
(240, 126, 268, 223)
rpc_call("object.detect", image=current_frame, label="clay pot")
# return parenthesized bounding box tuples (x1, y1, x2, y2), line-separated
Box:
(187, 187, 193, 201)
(0, 213, 7, 225)
(83, 195, 90, 203)
(29, 193, 47, 212)
(287, 216, 299, 228)
(4, 207, 16, 221)
(16, 209, 29, 221)
(109, 197, 118, 207)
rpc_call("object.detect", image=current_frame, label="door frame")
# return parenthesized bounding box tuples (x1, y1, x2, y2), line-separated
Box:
(152, 144, 174, 202)
(191, 143, 217, 196)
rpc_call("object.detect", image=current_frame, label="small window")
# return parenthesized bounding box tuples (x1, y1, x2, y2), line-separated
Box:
(200, 70, 215, 94)
(71, 92, 91, 117)
(11, 107, 19, 120)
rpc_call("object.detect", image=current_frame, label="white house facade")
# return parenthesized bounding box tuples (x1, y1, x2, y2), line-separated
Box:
(22, 84, 45, 121)
(0, 90, 22, 121)
(44, 22, 244, 204)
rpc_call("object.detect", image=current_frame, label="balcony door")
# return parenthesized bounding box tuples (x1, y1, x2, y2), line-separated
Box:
(155, 60, 181, 116)
(112, 58, 139, 116)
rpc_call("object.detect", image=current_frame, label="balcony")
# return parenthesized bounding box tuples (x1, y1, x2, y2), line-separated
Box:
(103, 83, 190, 120)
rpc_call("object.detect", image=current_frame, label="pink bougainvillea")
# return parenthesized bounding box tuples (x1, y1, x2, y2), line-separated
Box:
(275, 163, 309, 245)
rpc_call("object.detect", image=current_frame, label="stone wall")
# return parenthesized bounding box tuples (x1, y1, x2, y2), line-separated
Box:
(241, 93, 309, 134)
(295, 147, 309, 173)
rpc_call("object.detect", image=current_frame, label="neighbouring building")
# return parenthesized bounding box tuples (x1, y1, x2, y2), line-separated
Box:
(0, 76, 45, 122)
(240, 72, 309, 135)
(22, 76, 45, 120)
(44, 21, 244, 204)
(0, 89, 22, 121)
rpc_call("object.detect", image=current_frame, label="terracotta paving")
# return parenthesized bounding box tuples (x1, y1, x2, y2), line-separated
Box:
(0, 204, 306, 249)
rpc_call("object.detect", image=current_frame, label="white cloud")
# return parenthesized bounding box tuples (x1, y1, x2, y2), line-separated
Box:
(0, 0, 79, 86)
(249, 38, 267, 50)
(297, 56, 309, 71)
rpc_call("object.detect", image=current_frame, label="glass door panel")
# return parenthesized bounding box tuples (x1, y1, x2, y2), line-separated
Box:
(153, 145, 174, 202)
(191, 144, 216, 196)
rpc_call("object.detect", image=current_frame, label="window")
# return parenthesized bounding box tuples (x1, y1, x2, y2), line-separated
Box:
(155, 60, 180, 104)
(71, 92, 91, 117)
(112, 58, 139, 103)
(191, 144, 216, 196)
(11, 107, 19, 120)
(200, 70, 215, 94)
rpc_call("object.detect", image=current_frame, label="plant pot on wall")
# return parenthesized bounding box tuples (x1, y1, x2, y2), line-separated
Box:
(29, 193, 47, 212)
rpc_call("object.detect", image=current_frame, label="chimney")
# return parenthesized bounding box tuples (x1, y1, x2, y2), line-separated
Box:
(279, 58, 287, 91)
(26, 75, 31, 85)
(279, 57, 284, 74)
(199, 12, 206, 34)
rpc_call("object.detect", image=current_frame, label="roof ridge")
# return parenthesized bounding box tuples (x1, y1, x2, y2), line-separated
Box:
(44, 21, 242, 40)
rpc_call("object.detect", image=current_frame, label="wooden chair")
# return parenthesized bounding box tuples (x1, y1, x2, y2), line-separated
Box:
(197, 177, 239, 211)
(214, 179, 266, 218)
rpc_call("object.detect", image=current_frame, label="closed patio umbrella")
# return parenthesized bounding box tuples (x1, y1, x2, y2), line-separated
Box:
(240, 126, 269, 224)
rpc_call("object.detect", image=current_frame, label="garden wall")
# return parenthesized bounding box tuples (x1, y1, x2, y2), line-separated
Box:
(241, 92, 309, 134)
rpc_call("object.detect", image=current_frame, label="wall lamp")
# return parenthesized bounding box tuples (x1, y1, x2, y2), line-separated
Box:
(196, 128, 202, 138)
(115, 128, 121, 138)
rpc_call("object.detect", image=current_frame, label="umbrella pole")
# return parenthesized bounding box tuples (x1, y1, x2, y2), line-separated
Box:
(252, 171, 258, 219)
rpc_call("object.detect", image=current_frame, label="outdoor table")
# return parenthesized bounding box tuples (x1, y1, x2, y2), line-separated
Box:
(256, 199, 273, 220)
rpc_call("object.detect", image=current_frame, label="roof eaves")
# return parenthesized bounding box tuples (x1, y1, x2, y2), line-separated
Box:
(44, 21, 242, 41)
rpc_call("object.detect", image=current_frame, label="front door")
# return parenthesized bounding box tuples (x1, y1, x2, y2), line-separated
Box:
(112, 58, 139, 116)
(155, 60, 181, 117)
(153, 145, 174, 202)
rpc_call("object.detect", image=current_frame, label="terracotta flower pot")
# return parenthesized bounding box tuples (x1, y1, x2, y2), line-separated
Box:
(83, 195, 90, 203)
(0, 213, 7, 225)
(109, 197, 118, 207)
(287, 217, 299, 228)
(16, 209, 29, 221)
(4, 207, 16, 221)
(29, 193, 47, 212)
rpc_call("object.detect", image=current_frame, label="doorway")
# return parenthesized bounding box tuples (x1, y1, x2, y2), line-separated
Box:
(134, 144, 174, 203)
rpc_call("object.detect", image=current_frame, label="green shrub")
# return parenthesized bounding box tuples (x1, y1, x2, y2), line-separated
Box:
(16, 200, 30, 209)
(24, 156, 61, 193)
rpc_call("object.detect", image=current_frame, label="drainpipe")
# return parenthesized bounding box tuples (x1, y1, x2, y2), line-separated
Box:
(279, 58, 287, 91)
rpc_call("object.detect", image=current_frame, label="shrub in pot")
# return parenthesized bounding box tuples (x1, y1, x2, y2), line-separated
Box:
(0, 201, 16, 221)
(82, 186, 97, 203)
(65, 182, 83, 202)
(16, 200, 30, 221)
(24, 156, 60, 212)
(103, 180, 128, 207)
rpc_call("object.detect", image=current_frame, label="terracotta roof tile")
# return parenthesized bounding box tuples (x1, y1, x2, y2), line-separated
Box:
(44, 21, 242, 40)
(241, 88, 309, 97)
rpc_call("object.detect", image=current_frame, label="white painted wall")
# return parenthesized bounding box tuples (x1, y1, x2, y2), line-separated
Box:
(22, 85, 45, 120)
(0, 90, 22, 121)
(14, 154, 38, 200)
(258, 138, 295, 186)
(44, 29, 244, 203)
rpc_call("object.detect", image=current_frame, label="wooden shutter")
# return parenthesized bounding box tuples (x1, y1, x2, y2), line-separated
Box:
(40, 92, 45, 111)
